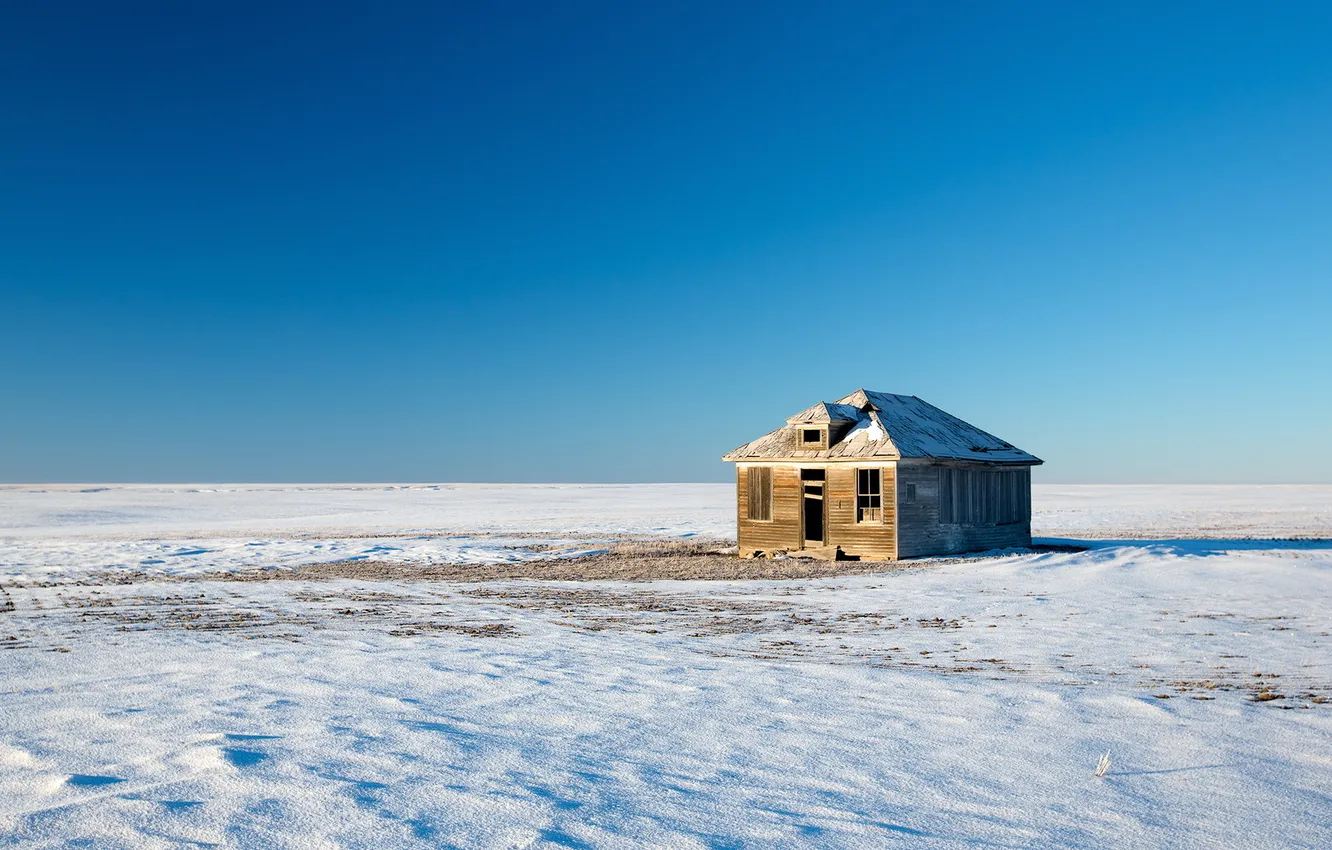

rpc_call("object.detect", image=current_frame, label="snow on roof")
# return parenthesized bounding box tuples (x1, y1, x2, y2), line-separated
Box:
(786, 401, 861, 424)
(722, 389, 1042, 464)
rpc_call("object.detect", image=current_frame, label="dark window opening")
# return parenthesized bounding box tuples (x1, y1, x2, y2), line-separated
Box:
(856, 468, 882, 523)
(906, 483, 917, 503)
(800, 468, 825, 481)
(802, 429, 822, 444)
(747, 467, 772, 522)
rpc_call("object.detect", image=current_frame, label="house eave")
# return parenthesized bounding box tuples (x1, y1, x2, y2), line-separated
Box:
(722, 454, 901, 463)
(723, 454, 1042, 465)
(898, 456, 1044, 466)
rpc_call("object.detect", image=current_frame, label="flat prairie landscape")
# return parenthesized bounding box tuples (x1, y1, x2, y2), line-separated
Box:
(2, 484, 1330, 849)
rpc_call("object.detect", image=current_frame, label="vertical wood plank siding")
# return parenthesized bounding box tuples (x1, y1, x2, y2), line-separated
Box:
(747, 466, 772, 521)
(896, 461, 1033, 558)
(939, 468, 1031, 524)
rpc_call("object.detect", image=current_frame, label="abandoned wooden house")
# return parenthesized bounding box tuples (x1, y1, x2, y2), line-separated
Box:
(722, 389, 1042, 560)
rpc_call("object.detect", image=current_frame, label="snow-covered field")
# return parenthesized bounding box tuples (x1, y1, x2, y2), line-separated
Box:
(2, 484, 1330, 848)
(0, 484, 732, 583)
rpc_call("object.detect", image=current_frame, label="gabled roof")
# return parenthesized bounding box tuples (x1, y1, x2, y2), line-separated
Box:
(722, 389, 1042, 464)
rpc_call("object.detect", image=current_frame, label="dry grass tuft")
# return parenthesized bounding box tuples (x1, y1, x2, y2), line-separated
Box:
(188, 537, 921, 583)
(1095, 751, 1111, 778)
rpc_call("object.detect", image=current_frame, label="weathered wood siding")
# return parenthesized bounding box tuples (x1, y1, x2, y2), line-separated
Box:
(895, 461, 1032, 558)
(736, 464, 803, 555)
(736, 463, 896, 559)
(825, 464, 896, 560)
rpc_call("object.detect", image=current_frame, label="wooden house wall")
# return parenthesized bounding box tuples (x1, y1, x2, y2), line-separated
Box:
(735, 464, 803, 555)
(736, 463, 897, 560)
(825, 464, 896, 560)
(895, 461, 1033, 558)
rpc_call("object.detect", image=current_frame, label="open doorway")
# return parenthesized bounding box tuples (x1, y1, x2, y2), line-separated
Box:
(800, 469, 825, 546)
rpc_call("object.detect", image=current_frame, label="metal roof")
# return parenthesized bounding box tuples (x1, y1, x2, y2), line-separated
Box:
(722, 389, 1042, 464)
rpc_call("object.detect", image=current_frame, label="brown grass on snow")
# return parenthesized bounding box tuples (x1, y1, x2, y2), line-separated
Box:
(207, 538, 928, 583)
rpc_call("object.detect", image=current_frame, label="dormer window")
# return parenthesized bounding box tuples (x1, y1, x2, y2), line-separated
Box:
(800, 427, 828, 449)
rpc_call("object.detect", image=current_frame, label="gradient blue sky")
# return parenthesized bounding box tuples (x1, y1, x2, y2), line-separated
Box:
(3, 1, 1330, 483)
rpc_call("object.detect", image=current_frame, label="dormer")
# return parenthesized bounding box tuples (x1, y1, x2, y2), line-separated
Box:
(798, 426, 829, 450)
(786, 401, 859, 451)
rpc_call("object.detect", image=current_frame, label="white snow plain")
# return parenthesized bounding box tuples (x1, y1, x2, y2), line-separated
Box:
(2, 483, 1330, 849)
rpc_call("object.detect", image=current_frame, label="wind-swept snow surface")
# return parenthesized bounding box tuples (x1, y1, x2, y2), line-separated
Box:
(0, 484, 730, 584)
(1, 484, 1330, 849)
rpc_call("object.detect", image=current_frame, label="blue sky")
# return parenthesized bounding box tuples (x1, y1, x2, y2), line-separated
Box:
(2, 1, 1330, 483)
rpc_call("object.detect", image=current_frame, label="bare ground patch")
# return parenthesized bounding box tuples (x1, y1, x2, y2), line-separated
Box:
(185, 538, 1059, 584)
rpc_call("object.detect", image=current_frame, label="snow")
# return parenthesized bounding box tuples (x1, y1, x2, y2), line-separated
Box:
(0, 483, 730, 538)
(845, 392, 1040, 463)
(842, 416, 886, 443)
(2, 484, 1331, 848)
(1034, 483, 1332, 539)
(0, 484, 729, 583)
(728, 390, 1039, 463)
